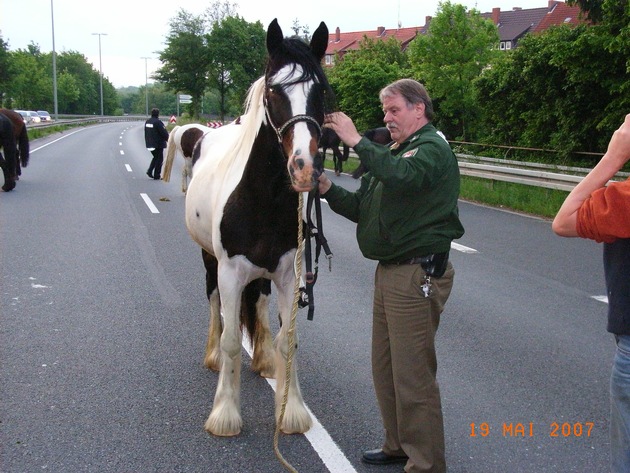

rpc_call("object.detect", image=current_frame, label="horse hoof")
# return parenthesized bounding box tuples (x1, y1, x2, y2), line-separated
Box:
(2, 182, 16, 192)
(205, 411, 242, 437)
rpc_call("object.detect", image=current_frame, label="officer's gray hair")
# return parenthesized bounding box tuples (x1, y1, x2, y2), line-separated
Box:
(379, 79, 434, 121)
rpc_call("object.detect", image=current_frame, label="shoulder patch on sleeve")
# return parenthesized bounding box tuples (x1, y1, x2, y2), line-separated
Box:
(402, 149, 418, 158)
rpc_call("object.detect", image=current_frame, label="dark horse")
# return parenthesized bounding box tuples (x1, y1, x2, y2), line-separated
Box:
(0, 113, 18, 191)
(0, 108, 30, 180)
(184, 19, 333, 437)
(319, 127, 349, 176)
(351, 126, 392, 178)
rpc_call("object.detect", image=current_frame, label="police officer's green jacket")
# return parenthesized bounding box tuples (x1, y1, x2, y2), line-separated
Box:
(324, 123, 465, 263)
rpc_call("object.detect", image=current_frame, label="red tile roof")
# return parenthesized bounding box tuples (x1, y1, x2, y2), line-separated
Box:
(325, 22, 428, 56)
(534, 1, 587, 32)
(325, 1, 587, 58)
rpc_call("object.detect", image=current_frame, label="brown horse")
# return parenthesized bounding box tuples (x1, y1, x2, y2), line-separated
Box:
(0, 112, 17, 191)
(0, 108, 30, 179)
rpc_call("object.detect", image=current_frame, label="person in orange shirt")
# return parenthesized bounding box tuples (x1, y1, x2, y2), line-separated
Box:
(553, 114, 630, 473)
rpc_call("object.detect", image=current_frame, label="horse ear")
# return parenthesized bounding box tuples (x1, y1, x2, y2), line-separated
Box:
(310, 22, 329, 61)
(267, 18, 284, 55)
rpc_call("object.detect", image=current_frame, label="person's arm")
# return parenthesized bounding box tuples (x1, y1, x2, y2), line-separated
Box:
(552, 114, 630, 237)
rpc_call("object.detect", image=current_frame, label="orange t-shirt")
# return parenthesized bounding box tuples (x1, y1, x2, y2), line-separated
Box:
(577, 178, 630, 243)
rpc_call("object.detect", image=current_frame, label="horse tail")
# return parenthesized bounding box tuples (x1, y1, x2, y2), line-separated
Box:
(17, 124, 30, 167)
(162, 125, 179, 182)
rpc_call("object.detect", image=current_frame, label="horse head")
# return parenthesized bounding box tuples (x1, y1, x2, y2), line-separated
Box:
(263, 19, 333, 192)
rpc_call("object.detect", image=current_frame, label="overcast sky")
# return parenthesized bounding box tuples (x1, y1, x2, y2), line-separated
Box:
(1, 0, 547, 88)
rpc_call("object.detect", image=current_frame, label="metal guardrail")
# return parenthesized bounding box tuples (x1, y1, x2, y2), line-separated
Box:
(456, 154, 629, 191)
(27, 115, 143, 129)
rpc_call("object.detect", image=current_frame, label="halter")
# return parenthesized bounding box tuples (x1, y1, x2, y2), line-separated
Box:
(264, 107, 322, 145)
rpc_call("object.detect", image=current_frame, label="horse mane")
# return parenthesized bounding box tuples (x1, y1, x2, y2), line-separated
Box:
(213, 76, 266, 177)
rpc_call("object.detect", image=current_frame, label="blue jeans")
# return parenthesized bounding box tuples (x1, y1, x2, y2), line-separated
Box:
(611, 335, 630, 473)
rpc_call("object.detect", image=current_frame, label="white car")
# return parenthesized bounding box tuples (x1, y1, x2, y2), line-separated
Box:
(37, 110, 52, 121)
(25, 111, 41, 123)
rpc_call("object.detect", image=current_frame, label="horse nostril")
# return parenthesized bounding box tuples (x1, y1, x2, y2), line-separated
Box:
(295, 158, 305, 170)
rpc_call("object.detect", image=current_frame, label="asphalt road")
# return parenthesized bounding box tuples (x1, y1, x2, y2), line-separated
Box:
(1, 122, 613, 472)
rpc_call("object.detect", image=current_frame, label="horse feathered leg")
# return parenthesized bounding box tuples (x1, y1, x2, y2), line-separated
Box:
(202, 249, 222, 370)
(204, 290, 222, 371)
(250, 280, 275, 378)
(272, 253, 312, 434)
(205, 264, 244, 437)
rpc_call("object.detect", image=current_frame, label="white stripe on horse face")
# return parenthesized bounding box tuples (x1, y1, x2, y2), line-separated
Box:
(273, 65, 315, 156)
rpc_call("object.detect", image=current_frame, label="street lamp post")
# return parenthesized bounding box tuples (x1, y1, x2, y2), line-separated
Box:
(50, 0, 58, 119)
(92, 33, 107, 116)
(141, 57, 151, 116)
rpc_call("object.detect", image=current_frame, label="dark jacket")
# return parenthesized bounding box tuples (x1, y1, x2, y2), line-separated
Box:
(324, 123, 464, 262)
(604, 239, 630, 335)
(144, 116, 169, 149)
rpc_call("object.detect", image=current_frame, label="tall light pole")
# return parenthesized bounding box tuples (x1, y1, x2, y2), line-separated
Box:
(141, 57, 151, 116)
(92, 33, 107, 116)
(50, 0, 58, 119)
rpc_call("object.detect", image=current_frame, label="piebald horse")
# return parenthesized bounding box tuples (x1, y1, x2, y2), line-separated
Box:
(184, 19, 333, 437)
(161, 123, 212, 193)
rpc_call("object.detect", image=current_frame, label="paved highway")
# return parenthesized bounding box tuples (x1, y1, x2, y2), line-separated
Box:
(1, 122, 613, 472)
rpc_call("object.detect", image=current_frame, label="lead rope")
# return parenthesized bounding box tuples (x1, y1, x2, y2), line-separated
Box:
(273, 191, 304, 473)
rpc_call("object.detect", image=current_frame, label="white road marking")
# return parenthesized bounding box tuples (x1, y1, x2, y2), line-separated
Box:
(29, 129, 86, 152)
(140, 193, 159, 214)
(242, 334, 358, 473)
(125, 164, 132, 172)
(451, 242, 478, 253)
(120, 150, 125, 155)
(592, 295, 609, 304)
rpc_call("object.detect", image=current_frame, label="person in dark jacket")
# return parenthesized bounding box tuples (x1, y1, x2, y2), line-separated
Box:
(144, 108, 169, 180)
(318, 79, 464, 473)
(553, 114, 630, 473)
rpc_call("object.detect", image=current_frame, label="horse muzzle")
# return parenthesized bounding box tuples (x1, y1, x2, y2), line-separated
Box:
(288, 154, 321, 192)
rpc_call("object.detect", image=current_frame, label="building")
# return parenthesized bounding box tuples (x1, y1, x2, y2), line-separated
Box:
(325, 1, 586, 64)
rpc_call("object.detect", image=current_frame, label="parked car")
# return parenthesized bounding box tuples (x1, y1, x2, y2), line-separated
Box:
(37, 110, 52, 121)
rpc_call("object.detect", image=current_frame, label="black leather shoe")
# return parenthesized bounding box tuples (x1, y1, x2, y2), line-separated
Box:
(362, 448, 408, 465)
(146, 171, 152, 178)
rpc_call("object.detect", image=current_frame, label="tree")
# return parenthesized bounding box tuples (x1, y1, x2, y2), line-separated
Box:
(0, 36, 12, 107)
(206, 16, 266, 120)
(327, 37, 408, 131)
(154, 9, 211, 118)
(475, 24, 626, 158)
(407, 1, 499, 140)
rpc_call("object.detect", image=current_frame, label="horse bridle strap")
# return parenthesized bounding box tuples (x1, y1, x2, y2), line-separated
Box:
(302, 188, 333, 320)
(265, 107, 322, 144)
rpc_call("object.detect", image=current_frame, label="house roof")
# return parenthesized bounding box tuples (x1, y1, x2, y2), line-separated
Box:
(481, 7, 549, 42)
(325, 1, 587, 56)
(534, 1, 586, 32)
(325, 24, 427, 56)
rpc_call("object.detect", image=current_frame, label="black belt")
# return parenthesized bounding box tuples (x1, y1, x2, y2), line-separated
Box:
(387, 251, 449, 278)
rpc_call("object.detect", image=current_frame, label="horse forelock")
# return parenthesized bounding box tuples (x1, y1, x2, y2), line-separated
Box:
(265, 38, 333, 108)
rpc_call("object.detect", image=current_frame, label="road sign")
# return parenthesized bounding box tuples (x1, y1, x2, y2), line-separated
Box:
(179, 94, 192, 100)
(179, 99, 192, 104)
